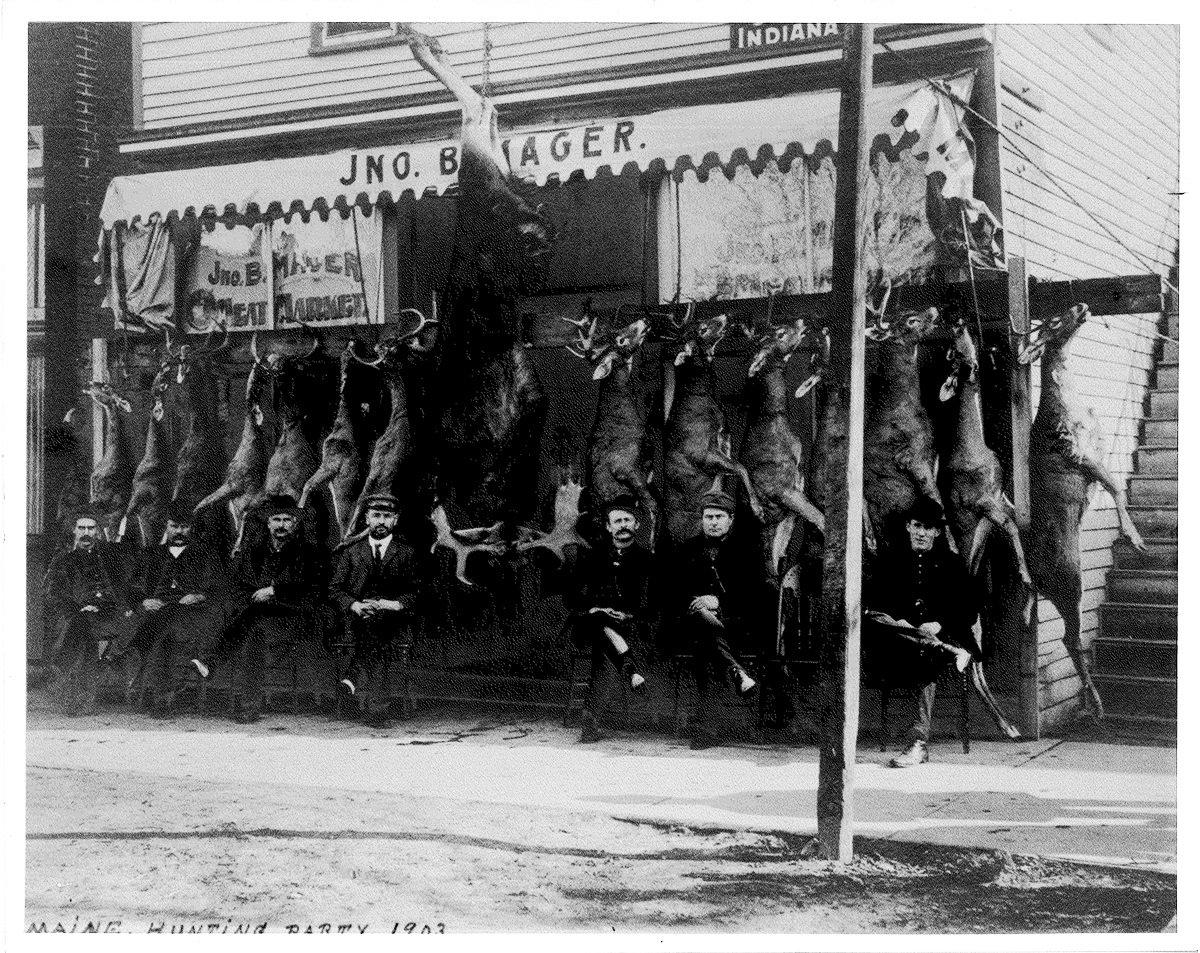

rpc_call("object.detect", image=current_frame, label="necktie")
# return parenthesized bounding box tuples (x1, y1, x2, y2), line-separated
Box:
(373, 544, 383, 567)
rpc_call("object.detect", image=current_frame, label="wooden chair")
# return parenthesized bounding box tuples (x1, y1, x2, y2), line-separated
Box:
(562, 643, 631, 729)
(669, 651, 769, 737)
(875, 666, 971, 754)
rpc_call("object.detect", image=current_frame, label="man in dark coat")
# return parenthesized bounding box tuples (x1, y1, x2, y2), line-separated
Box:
(565, 495, 656, 743)
(130, 502, 229, 716)
(191, 495, 334, 723)
(674, 489, 770, 749)
(330, 493, 421, 728)
(42, 509, 139, 715)
(863, 498, 977, 767)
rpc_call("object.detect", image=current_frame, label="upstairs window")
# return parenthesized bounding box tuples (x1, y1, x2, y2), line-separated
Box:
(310, 22, 401, 55)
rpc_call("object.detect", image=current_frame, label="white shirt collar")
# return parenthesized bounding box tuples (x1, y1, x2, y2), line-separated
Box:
(168, 544, 186, 558)
(371, 535, 392, 557)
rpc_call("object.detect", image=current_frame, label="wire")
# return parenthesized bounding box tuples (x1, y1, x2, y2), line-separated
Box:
(877, 39, 1179, 297)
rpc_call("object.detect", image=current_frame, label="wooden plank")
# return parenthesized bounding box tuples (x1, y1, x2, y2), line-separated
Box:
(1029, 274, 1164, 318)
(816, 23, 871, 863)
(1007, 255, 1038, 738)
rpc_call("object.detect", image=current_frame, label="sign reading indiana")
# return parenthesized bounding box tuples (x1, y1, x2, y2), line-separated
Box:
(729, 23, 840, 51)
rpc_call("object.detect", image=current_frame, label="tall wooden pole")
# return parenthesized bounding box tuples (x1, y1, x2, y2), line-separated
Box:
(816, 23, 873, 862)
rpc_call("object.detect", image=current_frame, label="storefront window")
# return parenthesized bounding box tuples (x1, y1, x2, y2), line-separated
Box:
(310, 22, 400, 55)
(672, 149, 935, 301)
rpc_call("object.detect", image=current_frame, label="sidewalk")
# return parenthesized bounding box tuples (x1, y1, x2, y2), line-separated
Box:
(25, 702, 1177, 873)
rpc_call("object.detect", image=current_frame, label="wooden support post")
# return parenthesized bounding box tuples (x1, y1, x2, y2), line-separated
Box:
(90, 337, 108, 468)
(816, 22, 872, 863)
(1007, 255, 1040, 739)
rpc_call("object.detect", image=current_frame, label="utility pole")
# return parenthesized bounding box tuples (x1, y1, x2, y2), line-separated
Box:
(816, 22, 873, 862)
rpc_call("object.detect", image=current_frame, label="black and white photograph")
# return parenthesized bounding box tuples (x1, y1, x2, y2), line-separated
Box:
(8, 7, 1186, 943)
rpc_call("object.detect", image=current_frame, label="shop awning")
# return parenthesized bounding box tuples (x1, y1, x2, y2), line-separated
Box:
(99, 71, 976, 229)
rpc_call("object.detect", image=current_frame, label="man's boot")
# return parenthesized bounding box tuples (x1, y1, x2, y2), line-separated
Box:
(579, 711, 604, 744)
(889, 739, 929, 768)
(731, 665, 757, 697)
(619, 654, 647, 693)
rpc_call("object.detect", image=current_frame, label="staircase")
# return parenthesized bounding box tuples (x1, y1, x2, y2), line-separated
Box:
(1094, 306, 1178, 742)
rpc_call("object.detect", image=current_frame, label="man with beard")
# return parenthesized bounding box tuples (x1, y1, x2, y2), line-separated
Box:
(190, 495, 333, 723)
(565, 495, 655, 744)
(330, 494, 421, 728)
(131, 502, 229, 717)
(863, 498, 976, 767)
(42, 509, 139, 715)
(674, 489, 767, 750)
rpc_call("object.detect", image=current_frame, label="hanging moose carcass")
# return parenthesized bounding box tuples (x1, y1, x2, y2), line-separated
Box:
(402, 28, 551, 584)
(1019, 303, 1146, 720)
(664, 305, 763, 548)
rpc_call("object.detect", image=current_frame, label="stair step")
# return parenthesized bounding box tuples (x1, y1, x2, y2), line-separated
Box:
(1135, 445, 1177, 474)
(1166, 312, 1178, 338)
(1094, 637, 1176, 679)
(1150, 390, 1178, 419)
(1113, 537, 1178, 570)
(1142, 418, 1178, 444)
(1156, 362, 1178, 389)
(1093, 674, 1176, 719)
(1129, 505, 1177, 538)
(1104, 713, 1176, 744)
(1099, 602, 1178, 641)
(1107, 569, 1178, 605)
(1162, 338, 1178, 363)
(1128, 475, 1179, 506)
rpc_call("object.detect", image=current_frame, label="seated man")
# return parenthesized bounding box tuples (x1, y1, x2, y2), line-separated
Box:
(863, 498, 977, 768)
(191, 495, 333, 723)
(130, 502, 229, 717)
(42, 509, 139, 715)
(330, 494, 421, 729)
(675, 489, 766, 750)
(565, 495, 655, 744)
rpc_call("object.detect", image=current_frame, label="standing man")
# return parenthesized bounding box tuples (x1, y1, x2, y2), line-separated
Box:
(330, 494, 421, 728)
(675, 489, 767, 750)
(863, 498, 977, 767)
(191, 495, 333, 723)
(42, 509, 139, 715)
(132, 502, 229, 717)
(566, 495, 655, 744)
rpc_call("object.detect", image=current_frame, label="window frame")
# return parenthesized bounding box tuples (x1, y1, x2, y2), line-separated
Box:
(309, 22, 404, 56)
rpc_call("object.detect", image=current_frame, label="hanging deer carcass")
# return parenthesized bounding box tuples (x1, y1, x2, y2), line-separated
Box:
(560, 302, 659, 545)
(260, 331, 325, 503)
(403, 29, 551, 582)
(82, 381, 133, 540)
(1020, 303, 1147, 719)
(193, 334, 273, 552)
(664, 306, 763, 547)
(863, 290, 945, 548)
(117, 356, 175, 545)
(741, 315, 825, 581)
(939, 320, 1030, 740)
(167, 324, 232, 517)
(340, 312, 438, 540)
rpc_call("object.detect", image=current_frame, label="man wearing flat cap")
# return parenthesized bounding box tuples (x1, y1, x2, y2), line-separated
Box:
(129, 501, 230, 716)
(330, 493, 422, 728)
(863, 498, 978, 767)
(565, 494, 657, 743)
(42, 507, 140, 715)
(191, 494, 333, 723)
(673, 486, 770, 749)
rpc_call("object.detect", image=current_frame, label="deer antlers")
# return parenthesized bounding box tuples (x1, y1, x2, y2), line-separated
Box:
(561, 298, 601, 360)
(349, 306, 440, 367)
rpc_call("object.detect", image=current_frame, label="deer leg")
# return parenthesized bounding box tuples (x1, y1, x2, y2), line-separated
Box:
(981, 496, 1035, 588)
(1079, 457, 1146, 551)
(965, 516, 995, 578)
(298, 463, 336, 511)
(402, 27, 486, 123)
(968, 660, 1023, 739)
(698, 449, 764, 519)
(778, 487, 826, 535)
(1058, 592, 1104, 720)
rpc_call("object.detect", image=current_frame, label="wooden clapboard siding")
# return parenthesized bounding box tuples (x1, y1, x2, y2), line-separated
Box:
(997, 24, 1178, 731)
(138, 21, 736, 130)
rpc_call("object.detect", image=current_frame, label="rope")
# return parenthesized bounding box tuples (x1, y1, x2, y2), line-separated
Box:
(481, 23, 493, 99)
(674, 178, 683, 304)
(959, 203, 992, 371)
(350, 206, 372, 324)
(877, 39, 1179, 298)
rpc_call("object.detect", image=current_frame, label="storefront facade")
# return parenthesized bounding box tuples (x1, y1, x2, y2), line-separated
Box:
(73, 22, 1178, 733)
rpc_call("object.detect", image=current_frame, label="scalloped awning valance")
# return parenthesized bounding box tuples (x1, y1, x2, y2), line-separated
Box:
(99, 71, 976, 229)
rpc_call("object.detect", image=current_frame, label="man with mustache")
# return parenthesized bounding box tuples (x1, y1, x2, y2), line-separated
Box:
(42, 508, 138, 715)
(330, 494, 422, 728)
(190, 495, 334, 724)
(863, 498, 977, 767)
(674, 488, 767, 750)
(130, 501, 229, 717)
(565, 495, 655, 744)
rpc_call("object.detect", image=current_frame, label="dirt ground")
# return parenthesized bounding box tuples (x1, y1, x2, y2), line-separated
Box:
(25, 706, 1175, 934)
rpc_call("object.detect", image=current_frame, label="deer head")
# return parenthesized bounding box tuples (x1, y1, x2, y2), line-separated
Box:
(82, 381, 132, 415)
(162, 320, 232, 386)
(939, 321, 980, 402)
(794, 325, 831, 399)
(349, 307, 440, 370)
(748, 317, 808, 378)
(672, 303, 729, 367)
(1017, 302, 1089, 365)
(563, 300, 649, 381)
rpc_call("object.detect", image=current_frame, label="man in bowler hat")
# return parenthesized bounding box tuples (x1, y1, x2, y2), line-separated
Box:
(130, 501, 229, 716)
(191, 494, 334, 723)
(330, 493, 421, 728)
(42, 508, 140, 714)
(674, 488, 768, 749)
(565, 494, 656, 743)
